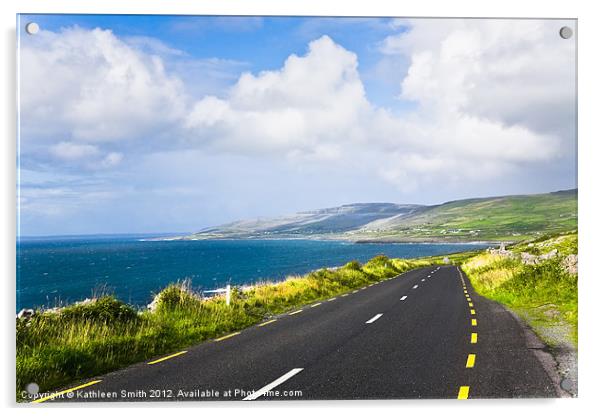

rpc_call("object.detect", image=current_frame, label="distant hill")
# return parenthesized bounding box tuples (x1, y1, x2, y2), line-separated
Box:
(183, 189, 577, 242)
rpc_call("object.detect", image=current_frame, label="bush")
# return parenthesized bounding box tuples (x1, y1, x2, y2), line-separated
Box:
(59, 296, 138, 324)
(343, 260, 362, 271)
(153, 282, 203, 312)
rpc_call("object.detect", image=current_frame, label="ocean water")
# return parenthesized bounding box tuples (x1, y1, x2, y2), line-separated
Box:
(16, 236, 488, 311)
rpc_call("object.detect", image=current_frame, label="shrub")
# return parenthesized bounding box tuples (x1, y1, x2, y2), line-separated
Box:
(59, 296, 138, 324)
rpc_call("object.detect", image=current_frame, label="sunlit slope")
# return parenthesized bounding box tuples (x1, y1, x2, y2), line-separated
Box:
(186, 189, 577, 242)
(354, 190, 577, 242)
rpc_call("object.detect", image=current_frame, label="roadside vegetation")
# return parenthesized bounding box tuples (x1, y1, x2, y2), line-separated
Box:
(461, 232, 578, 347)
(16, 255, 436, 399)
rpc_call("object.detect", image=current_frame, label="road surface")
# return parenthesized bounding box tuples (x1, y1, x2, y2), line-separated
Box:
(37, 265, 557, 402)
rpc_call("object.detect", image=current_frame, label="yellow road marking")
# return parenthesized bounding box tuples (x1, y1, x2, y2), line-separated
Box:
(148, 350, 187, 365)
(457, 386, 470, 400)
(215, 332, 241, 342)
(259, 319, 277, 327)
(466, 354, 476, 368)
(32, 380, 102, 403)
(311, 302, 322, 308)
(471, 319, 477, 326)
(289, 310, 303, 315)
(471, 333, 478, 344)
(468, 302, 473, 307)
(470, 309, 476, 315)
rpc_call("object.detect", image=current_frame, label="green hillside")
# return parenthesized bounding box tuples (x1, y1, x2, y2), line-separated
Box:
(350, 190, 577, 242)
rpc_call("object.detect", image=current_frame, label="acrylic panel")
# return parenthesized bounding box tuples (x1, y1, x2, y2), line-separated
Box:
(16, 15, 577, 402)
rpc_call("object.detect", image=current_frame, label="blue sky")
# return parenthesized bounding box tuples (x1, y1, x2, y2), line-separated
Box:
(22, 15, 413, 110)
(17, 15, 576, 235)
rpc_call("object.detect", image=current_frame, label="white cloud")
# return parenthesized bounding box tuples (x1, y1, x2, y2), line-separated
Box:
(50, 141, 100, 160)
(373, 19, 575, 188)
(21, 27, 187, 144)
(47, 141, 123, 170)
(383, 19, 575, 140)
(99, 152, 124, 168)
(19, 26, 190, 177)
(185, 35, 372, 156)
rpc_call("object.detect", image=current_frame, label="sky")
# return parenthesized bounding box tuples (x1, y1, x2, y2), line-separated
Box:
(17, 15, 577, 236)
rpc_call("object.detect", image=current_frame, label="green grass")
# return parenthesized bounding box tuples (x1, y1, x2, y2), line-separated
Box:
(16, 255, 438, 400)
(510, 231, 578, 256)
(461, 233, 578, 346)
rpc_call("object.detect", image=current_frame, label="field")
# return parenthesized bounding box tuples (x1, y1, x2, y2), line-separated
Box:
(351, 190, 577, 242)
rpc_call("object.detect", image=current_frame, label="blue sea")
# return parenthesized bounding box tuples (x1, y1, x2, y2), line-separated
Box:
(16, 236, 488, 311)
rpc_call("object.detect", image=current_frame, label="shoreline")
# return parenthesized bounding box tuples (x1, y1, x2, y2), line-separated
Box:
(144, 235, 500, 245)
(18, 239, 487, 312)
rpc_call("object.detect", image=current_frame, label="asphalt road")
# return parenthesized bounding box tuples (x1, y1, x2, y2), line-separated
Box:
(39, 265, 557, 402)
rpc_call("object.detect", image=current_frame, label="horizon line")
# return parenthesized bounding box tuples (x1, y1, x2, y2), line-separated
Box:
(17, 187, 577, 239)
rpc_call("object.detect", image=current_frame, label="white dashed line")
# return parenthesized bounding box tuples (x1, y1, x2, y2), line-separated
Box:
(400, 296, 408, 301)
(366, 313, 383, 324)
(412, 285, 419, 289)
(421, 278, 425, 282)
(242, 368, 304, 401)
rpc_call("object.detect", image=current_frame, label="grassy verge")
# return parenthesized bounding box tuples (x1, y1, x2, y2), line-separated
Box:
(461, 232, 578, 347)
(17, 255, 437, 400)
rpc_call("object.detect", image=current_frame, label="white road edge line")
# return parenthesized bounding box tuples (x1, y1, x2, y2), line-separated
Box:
(400, 295, 408, 301)
(366, 313, 383, 324)
(242, 368, 304, 401)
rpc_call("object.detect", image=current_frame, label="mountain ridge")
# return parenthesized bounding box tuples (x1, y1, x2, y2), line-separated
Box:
(182, 189, 577, 243)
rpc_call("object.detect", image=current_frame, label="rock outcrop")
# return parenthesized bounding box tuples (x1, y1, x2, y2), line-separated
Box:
(562, 254, 578, 275)
(16, 308, 34, 320)
(487, 243, 568, 267)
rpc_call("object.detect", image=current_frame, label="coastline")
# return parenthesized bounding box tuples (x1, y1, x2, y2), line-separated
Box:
(147, 234, 501, 245)
(17, 255, 438, 398)
(18, 238, 487, 312)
